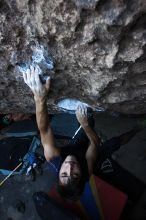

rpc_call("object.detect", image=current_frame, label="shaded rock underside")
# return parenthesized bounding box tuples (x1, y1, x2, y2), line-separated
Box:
(0, 0, 146, 114)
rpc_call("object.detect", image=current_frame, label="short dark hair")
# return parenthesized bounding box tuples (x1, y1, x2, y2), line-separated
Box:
(56, 176, 85, 201)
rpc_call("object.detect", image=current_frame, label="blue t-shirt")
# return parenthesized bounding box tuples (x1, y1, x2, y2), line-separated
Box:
(47, 136, 121, 180)
(47, 156, 62, 175)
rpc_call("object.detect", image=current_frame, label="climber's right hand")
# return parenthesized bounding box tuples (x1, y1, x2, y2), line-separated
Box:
(76, 104, 89, 128)
(23, 65, 51, 99)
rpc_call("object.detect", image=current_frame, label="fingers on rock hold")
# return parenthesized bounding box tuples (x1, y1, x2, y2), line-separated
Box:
(45, 76, 51, 90)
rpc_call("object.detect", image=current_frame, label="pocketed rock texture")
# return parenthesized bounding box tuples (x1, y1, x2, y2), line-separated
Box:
(0, 0, 146, 114)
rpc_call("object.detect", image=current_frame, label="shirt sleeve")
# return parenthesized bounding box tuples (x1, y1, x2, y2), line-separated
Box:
(100, 136, 121, 158)
(47, 156, 62, 175)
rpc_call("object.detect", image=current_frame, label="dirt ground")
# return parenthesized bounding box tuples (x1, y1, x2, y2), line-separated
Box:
(0, 112, 146, 220)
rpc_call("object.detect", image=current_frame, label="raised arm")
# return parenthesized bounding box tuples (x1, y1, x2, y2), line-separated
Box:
(76, 104, 100, 176)
(23, 65, 60, 161)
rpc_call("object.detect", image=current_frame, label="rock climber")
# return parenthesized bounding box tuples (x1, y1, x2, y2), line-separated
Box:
(23, 65, 145, 201)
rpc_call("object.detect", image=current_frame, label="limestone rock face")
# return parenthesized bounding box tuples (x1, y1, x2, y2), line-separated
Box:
(0, 0, 146, 114)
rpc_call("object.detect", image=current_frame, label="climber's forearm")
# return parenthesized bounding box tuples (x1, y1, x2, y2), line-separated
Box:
(34, 96, 50, 132)
(34, 96, 60, 160)
(83, 125, 100, 176)
(83, 125, 100, 146)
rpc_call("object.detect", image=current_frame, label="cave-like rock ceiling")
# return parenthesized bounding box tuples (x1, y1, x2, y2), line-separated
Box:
(0, 0, 146, 114)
